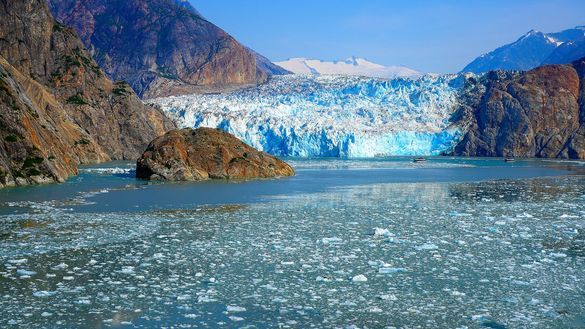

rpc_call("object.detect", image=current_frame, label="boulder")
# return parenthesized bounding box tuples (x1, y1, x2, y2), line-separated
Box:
(136, 128, 295, 181)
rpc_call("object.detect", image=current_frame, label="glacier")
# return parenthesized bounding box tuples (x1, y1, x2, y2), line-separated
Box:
(150, 74, 467, 158)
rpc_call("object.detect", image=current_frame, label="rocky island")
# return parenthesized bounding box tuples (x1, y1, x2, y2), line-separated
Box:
(136, 128, 295, 181)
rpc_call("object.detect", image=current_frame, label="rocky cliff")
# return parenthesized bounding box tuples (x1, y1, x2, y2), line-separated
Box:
(453, 58, 585, 158)
(0, 0, 175, 188)
(136, 128, 295, 181)
(47, 0, 289, 99)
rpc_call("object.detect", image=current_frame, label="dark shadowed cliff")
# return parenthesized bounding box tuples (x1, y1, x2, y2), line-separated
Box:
(48, 0, 289, 98)
(0, 0, 175, 188)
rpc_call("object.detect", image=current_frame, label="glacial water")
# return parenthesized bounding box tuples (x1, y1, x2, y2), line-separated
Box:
(1, 158, 585, 328)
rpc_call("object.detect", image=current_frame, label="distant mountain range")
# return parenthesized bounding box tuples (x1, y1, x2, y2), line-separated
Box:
(47, 0, 288, 98)
(463, 26, 585, 73)
(275, 57, 422, 79)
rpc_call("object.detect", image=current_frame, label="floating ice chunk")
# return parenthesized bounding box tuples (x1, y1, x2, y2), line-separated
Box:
(119, 266, 135, 274)
(416, 243, 439, 251)
(40, 312, 52, 317)
(52, 263, 68, 270)
(550, 253, 567, 258)
(451, 290, 465, 297)
(229, 316, 244, 322)
(373, 228, 391, 238)
(559, 214, 578, 219)
(8, 259, 27, 264)
(378, 266, 406, 274)
(226, 305, 246, 313)
(369, 306, 383, 313)
(322, 237, 343, 245)
(17, 269, 36, 277)
(352, 274, 368, 282)
(33, 291, 56, 297)
(379, 294, 398, 301)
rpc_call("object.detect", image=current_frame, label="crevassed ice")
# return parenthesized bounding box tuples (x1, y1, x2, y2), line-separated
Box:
(150, 74, 466, 157)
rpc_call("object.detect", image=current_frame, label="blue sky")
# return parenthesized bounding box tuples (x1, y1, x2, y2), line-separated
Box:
(190, 0, 585, 73)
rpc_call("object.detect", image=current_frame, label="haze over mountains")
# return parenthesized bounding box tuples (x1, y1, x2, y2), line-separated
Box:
(276, 57, 422, 79)
(462, 26, 585, 73)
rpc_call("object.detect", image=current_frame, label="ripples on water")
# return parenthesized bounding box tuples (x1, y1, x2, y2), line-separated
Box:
(0, 160, 584, 328)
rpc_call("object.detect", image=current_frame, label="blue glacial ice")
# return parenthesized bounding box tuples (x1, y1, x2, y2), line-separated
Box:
(150, 74, 467, 157)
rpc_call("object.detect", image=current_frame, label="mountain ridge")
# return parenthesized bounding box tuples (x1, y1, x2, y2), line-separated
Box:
(463, 26, 585, 73)
(48, 0, 289, 99)
(275, 56, 422, 79)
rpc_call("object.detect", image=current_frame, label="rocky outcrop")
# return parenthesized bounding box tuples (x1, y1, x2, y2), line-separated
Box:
(0, 0, 175, 188)
(136, 128, 295, 181)
(47, 0, 289, 99)
(453, 58, 585, 158)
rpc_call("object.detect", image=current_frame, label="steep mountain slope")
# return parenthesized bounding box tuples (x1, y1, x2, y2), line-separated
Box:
(454, 58, 585, 158)
(47, 0, 288, 99)
(463, 27, 585, 73)
(0, 0, 174, 188)
(275, 57, 421, 79)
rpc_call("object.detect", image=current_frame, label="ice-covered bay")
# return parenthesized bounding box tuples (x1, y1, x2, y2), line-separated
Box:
(0, 160, 584, 328)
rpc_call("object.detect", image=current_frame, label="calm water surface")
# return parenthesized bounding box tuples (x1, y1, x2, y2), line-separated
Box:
(0, 157, 584, 328)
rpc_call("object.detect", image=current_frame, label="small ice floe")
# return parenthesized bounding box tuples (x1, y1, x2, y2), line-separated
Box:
(206, 278, 217, 284)
(17, 269, 37, 278)
(379, 294, 398, 301)
(226, 305, 246, 313)
(373, 228, 391, 238)
(52, 263, 68, 270)
(450, 290, 466, 297)
(415, 243, 439, 251)
(559, 214, 578, 219)
(8, 259, 27, 265)
(76, 299, 91, 305)
(88, 259, 98, 266)
(378, 266, 406, 275)
(229, 316, 244, 322)
(321, 237, 342, 245)
(119, 266, 135, 274)
(550, 252, 567, 258)
(33, 291, 57, 298)
(352, 274, 368, 282)
(40, 312, 52, 317)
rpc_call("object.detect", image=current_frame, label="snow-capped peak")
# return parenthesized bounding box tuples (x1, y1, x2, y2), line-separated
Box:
(274, 57, 422, 79)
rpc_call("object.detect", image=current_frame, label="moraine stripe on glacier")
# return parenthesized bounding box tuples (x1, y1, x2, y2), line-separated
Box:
(150, 75, 467, 158)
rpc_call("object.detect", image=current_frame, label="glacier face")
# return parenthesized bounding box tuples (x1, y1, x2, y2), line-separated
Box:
(150, 75, 466, 157)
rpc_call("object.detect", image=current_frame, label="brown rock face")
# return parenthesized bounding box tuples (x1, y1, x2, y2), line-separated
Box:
(0, 0, 175, 188)
(48, 0, 289, 99)
(136, 128, 295, 181)
(454, 58, 585, 159)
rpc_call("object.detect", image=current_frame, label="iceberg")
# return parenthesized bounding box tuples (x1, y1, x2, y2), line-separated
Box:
(150, 74, 466, 157)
